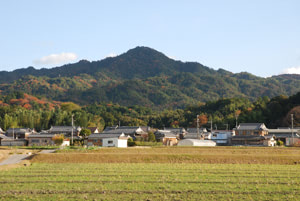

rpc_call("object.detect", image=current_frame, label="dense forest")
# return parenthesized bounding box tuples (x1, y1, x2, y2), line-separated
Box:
(0, 91, 299, 131)
(0, 47, 299, 109)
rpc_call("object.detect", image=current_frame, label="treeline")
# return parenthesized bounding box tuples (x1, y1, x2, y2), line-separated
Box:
(0, 91, 299, 131)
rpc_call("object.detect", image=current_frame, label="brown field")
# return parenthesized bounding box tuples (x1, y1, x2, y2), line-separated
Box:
(31, 146, 300, 164)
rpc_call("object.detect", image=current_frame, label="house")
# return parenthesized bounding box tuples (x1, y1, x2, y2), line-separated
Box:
(164, 127, 187, 139)
(27, 134, 55, 146)
(87, 132, 129, 147)
(48, 126, 81, 137)
(87, 127, 100, 134)
(154, 130, 178, 146)
(103, 126, 148, 140)
(285, 137, 300, 146)
(178, 139, 216, 146)
(231, 123, 272, 146)
(185, 128, 209, 139)
(263, 135, 276, 146)
(234, 123, 268, 136)
(0, 134, 9, 145)
(211, 130, 234, 145)
(1, 137, 27, 146)
(102, 137, 128, 148)
(268, 128, 300, 145)
(5, 128, 35, 139)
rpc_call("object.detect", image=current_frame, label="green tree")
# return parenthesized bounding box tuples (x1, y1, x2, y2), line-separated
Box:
(148, 131, 156, 142)
(80, 128, 92, 138)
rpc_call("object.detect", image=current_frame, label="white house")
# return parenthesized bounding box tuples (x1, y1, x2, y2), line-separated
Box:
(102, 137, 128, 148)
(88, 132, 129, 147)
(211, 130, 234, 145)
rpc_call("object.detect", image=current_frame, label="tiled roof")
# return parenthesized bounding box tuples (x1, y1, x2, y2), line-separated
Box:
(102, 127, 141, 135)
(164, 127, 187, 133)
(236, 123, 267, 130)
(49, 126, 81, 133)
(28, 134, 55, 138)
(89, 133, 127, 139)
(154, 130, 177, 138)
(6, 128, 33, 134)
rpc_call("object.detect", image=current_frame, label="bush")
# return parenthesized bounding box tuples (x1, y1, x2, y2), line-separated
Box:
(127, 138, 136, 147)
(277, 140, 284, 146)
(52, 134, 64, 145)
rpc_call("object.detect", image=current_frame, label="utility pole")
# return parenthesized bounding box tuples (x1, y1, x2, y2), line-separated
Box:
(210, 116, 213, 132)
(13, 126, 14, 140)
(197, 115, 199, 139)
(71, 114, 74, 146)
(291, 114, 294, 146)
(224, 124, 229, 131)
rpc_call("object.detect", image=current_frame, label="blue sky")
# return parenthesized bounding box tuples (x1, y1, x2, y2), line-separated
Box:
(0, 0, 300, 77)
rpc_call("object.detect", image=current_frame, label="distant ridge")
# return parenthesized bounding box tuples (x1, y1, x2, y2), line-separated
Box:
(0, 46, 299, 108)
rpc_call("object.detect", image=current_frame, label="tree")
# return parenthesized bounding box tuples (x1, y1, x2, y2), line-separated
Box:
(80, 128, 92, 138)
(148, 131, 156, 142)
(52, 134, 64, 145)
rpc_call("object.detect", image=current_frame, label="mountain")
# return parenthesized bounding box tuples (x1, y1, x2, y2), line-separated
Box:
(0, 46, 300, 108)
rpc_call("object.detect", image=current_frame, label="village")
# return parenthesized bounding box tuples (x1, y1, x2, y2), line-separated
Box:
(0, 122, 299, 148)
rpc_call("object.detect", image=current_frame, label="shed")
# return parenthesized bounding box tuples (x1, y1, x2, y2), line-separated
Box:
(178, 139, 216, 146)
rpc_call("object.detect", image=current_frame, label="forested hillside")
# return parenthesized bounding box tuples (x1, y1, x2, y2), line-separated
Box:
(0, 91, 299, 131)
(0, 47, 299, 108)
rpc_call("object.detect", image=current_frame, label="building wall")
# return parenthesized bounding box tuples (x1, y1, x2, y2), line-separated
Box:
(235, 130, 268, 136)
(286, 138, 300, 146)
(87, 139, 102, 146)
(28, 138, 54, 146)
(1, 140, 27, 146)
(117, 139, 128, 148)
(162, 137, 178, 146)
(103, 138, 118, 147)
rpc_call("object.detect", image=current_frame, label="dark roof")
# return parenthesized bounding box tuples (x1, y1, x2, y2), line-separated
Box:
(87, 127, 98, 133)
(28, 134, 55, 138)
(102, 126, 143, 135)
(49, 126, 81, 133)
(164, 127, 187, 133)
(6, 128, 33, 134)
(89, 133, 127, 139)
(154, 130, 177, 138)
(236, 123, 268, 131)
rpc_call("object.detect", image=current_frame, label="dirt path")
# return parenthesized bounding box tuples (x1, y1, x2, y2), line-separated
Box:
(0, 149, 56, 166)
(0, 154, 29, 166)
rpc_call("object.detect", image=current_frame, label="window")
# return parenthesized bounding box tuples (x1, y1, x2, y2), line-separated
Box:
(212, 134, 217, 137)
(108, 140, 113, 144)
(31, 139, 39, 143)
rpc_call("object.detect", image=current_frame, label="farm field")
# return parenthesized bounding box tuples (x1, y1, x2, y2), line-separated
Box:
(1, 147, 300, 200)
(1, 163, 300, 200)
(32, 146, 300, 164)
